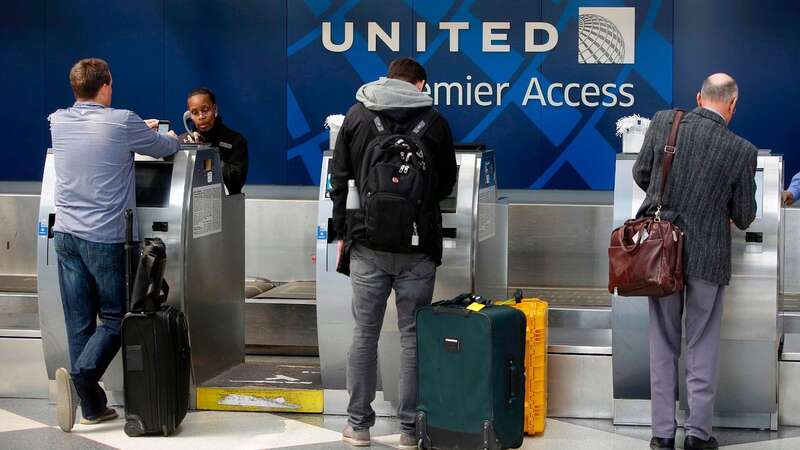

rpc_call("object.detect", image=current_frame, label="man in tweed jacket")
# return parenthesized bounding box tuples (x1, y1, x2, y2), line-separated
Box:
(633, 73, 757, 450)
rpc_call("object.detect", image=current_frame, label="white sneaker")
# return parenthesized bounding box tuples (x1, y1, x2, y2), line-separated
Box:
(398, 432, 418, 449)
(55, 368, 77, 432)
(342, 425, 371, 447)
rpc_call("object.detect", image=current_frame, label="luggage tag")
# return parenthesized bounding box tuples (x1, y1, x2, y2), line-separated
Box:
(466, 302, 485, 312)
(632, 228, 649, 243)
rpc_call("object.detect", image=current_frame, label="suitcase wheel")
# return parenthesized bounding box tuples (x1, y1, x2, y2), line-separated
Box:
(415, 412, 430, 449)
(162, 425, 171, 437)
(124, 416, 145, 437)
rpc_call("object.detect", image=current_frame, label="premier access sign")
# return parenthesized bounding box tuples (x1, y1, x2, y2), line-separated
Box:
(320, 7, 637, 108)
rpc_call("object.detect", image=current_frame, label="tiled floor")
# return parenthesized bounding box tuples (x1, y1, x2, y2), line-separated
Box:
(2, 398, 799, 449)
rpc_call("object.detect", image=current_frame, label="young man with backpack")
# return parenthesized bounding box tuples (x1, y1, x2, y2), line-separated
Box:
(331, 58, 457, 447)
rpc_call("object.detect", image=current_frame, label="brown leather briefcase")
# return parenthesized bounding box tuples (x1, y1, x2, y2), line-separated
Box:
(608, 109, 685, 297)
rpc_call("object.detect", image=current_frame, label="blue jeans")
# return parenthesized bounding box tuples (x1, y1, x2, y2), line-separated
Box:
(54, 232, 126, 418)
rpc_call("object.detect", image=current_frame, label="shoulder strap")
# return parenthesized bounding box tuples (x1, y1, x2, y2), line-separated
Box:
(361, 104, 389, 135)
(409, 108, 439, 138)
(656, 109, 685, 218)
(362, 105, 438, 138)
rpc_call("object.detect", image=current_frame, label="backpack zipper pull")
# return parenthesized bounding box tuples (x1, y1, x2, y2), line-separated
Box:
(412, 222, 419, 246)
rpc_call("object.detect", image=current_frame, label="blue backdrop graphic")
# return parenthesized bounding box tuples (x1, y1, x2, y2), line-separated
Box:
(287, 0, 673, 189)
(1, 1, 799, 189)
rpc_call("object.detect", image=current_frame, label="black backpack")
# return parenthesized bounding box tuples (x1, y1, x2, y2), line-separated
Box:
(355, 107, 438, 252)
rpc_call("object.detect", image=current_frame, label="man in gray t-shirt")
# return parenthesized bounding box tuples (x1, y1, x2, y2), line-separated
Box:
(48, 58, 179, 432)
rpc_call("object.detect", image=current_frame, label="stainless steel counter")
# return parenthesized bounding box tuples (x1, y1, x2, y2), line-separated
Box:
(549, 328, 611, 355)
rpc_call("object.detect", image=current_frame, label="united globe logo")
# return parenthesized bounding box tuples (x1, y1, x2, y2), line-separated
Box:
(578, 7, 636, 64)
(578, 14, 625, 63)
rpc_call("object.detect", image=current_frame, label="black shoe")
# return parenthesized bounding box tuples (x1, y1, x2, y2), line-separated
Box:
(80, 408, 118, 425)
(650, 437, 675, 449)
(684, 435, 719, 450)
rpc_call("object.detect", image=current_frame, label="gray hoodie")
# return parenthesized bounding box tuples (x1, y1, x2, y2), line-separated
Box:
(355, 77, 433, 111)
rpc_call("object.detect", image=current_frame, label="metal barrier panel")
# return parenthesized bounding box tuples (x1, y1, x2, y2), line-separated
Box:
(508, 202, 611, 289)
(0, 194, 39, 280)
(244, 198, 317, 282)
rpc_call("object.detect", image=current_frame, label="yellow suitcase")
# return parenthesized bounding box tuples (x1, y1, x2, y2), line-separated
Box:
(496, 294, 548, 435)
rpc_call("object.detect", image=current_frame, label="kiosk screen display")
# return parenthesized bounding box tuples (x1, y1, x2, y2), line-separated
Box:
(755, 169, 764, 219)
(756, 169, 764, 219)
(135, 161, 173, 207)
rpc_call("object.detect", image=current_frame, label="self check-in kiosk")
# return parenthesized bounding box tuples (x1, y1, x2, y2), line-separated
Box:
(37, 145, 245, 406)
(315, 147, 508, 415)
(612, 152, 782, 430)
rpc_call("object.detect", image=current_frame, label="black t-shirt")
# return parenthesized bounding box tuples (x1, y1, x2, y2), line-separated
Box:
(180, 116, 248, 195)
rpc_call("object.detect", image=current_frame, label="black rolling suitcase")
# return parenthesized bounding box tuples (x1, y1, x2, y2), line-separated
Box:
(121, 209, 191, 437)
(416, 294, 526, 450)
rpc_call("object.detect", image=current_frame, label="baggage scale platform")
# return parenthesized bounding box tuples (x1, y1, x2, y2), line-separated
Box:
(196, 356, 323, 413)
(197, 281, 323, 413)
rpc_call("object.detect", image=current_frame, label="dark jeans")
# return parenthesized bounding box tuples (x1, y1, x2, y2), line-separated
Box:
(54, 232, 126, 418)
(347, 244, 436, 435)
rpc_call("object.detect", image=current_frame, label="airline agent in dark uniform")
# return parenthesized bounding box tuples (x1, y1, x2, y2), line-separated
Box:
(181, 87, 248, 194)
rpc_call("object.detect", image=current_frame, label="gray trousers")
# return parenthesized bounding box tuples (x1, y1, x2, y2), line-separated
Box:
(649, 275, 725, 441)
(347, 244, 436, 434)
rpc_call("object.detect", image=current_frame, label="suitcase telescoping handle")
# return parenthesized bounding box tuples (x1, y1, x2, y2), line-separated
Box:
(431, 293, 490, 308)
(124, 209, 136, 312)
(125, 209, 133, 244)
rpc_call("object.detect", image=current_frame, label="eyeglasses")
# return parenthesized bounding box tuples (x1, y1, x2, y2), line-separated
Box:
(190, 106, 214, 118)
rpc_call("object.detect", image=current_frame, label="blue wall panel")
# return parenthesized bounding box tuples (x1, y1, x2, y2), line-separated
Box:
(285, 0, 674, 189)
(164, 0, 287, 185)
(1, 0, 799, 189)
(44, 0, 165, 120)
(422, 0, 546, 189)
(674, 0, 800, 182)
(286, 0, 414, 185)
(0, 0, 45, 181)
